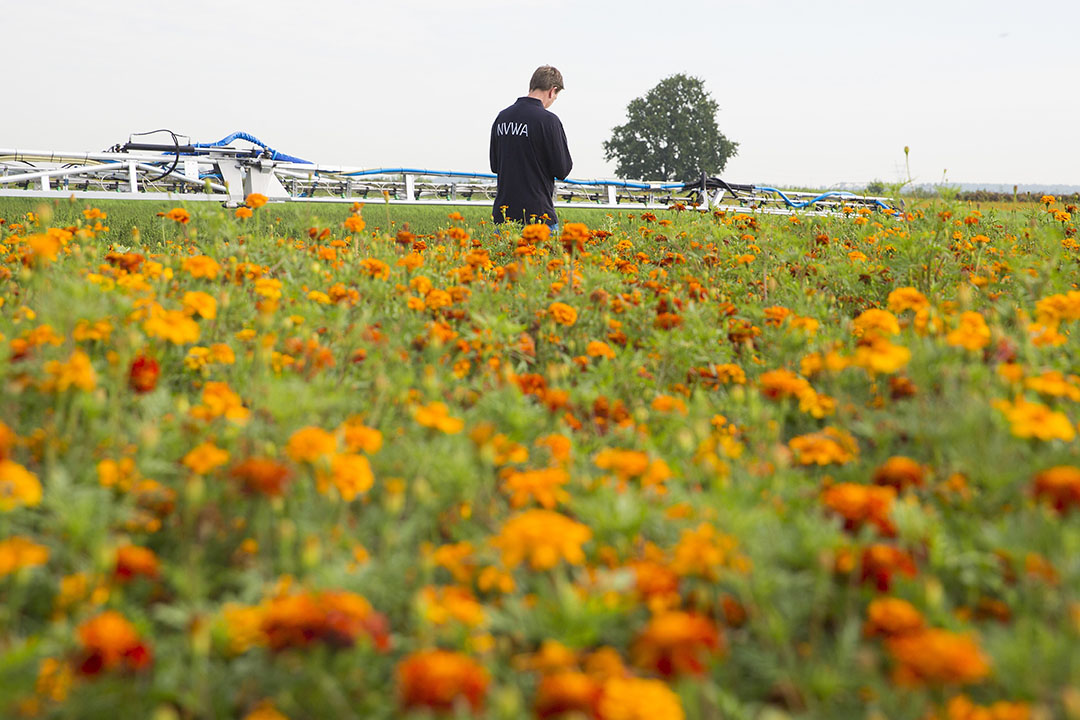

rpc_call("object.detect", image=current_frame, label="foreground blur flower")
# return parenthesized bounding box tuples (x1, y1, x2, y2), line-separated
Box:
(863, 597, 924, 638)
(492, 510, 591, 570)
(231, 458, 293, 497)
(502, 467, 569, 509)
(397, 649, 489, 713)
(0, 460, 43, 511)
(286, 426, 337, 463)
(630, 611, 723, 678)
(182, 441, 229, 476)
(245, 193, 268, 209)
(535, 671, 601, 719)
(414, 402, 465, 434)
(164, 207, 190, 224)
(789, 427, 859, 465)
(1032, 465, 1080, 512)
(872, 456, 927, 491)
(43, 349, 96, 392)
(946, 312, 991, 351)
(113, 545, 160, 582)
(316, 453, 374, 501)
(261, 590, 389, 652)
(993, 398, 1075, 442)
(597, 676, 684, 720)
(76, 611, 152, 675)
(886, 629, 991, 687)
(128, 355, 160, 393)
(548, 302, 578, 326)
(822, 482, 897, 536)
(0, 535, 49, 577)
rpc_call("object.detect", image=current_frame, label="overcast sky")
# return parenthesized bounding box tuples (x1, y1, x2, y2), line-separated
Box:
(7, 0, 1077, 187)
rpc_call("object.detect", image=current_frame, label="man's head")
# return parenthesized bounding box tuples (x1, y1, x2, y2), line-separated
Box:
(528, 65, 563, 109)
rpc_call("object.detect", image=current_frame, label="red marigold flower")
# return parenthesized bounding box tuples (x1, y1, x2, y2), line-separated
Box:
(630, 611, 723, 678)
(872, 456, 927, 491)
(113, 544, 160, 582)
(1032, 465, 1080, 513)
(397, 649, 489, 713)
(128, 355, 160, 393)
(860, 544, 918, 592)
(535, 671, 601, 719)
(76, 611, 152, 675)
(231, 458, 293, 497)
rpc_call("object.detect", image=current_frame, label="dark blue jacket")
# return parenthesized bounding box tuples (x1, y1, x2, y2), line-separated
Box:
(489, 97, 573, 226)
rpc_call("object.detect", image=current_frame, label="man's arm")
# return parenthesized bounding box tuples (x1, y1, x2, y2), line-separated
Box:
(549, 120, 572, 181)
(489, 121, 499, 174)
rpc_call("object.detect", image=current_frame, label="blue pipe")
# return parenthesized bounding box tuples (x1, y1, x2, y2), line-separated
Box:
(192, 131, 311, 164)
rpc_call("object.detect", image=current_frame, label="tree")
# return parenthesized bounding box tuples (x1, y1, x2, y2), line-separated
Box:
(603, 74, 738, 182)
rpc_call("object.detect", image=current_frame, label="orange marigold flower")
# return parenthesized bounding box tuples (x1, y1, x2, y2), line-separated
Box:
(560, 222, 590, 253)
(630, 611, 723, 678)
(860, 544, 918, 592)
(245, 193, 268, 209)
(873, 456, 927, 490)
(190, 381, 249, 423)
(0, 459, 43, 511)
(181, 255, 221, 279)
(128, 355, 160, 393)
(231, 457, 293, 497)
(343, 214, 366, 234)
(887, 287, 930, 314)
(946, 312, 991, 351)
(522, 223, 551, 244)
(182, 441, 229, 475)
(234, 206, 253, 220)
(502, 466, 570, 508)
(596, 676, 684, 720)
(670, 523, 746, 578)
(886, 628, 991, 687)
(943, 694, 1031, 720)
(864, 597, 924, 638)
(414, 402, 465, 434)
(113, 545, 159, 582)
(261, 590, 389, 652)
(822, 482, 897, 536)
(853, 308, 900, 338)
(144, 307, 200, 345)
(76, 611, 152, 675)
(1032, 465, 1080, 512)
(492, 509, 591, 570)
(535, 671, 601, 719)
(549, 302, 578, 326)
(789, 427, 858, 466)
(586, 340, 616, 359)
(757, 368, 811, 400)
(243, 701, 289, 720)
(164, 207, 190, 224)
(993, 397, 1075, 441)
(0, 535, 49, 577)
(851, 337, 911, 374)
(287, 426, 338, 463)
(316, 453, 374, 501)
(341, 419, 383, 454)
(397, 649, 489, 713)
(594, 448, 650, 478)
(43, 349, 97, 392)
(419, 585, 485, 627)
(182, 291, 218, 319)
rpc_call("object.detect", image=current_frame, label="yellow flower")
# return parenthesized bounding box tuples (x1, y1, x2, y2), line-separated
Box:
(189, 381, 249, 423)
(853, 308, 900, 338)
(789, 427, 859, 465)
(287, 426, 338, 463)
(548, 302, 578, 326)
(491, 509, 591, 570)
(183, 291, 218, 319)
(0, 535, 49, 576)
(144, 307, 200, 345)
(502, 467, 569, 509)
(414, 402, 464, 434)
(44, 349, 97, 392)
(993, 398, 1075, 441)
(0, 459, 43, 511)
(946, 311, 991, 351)
(317, 453, 374, 501)
(181, 255, 221, 279)
(670, 523, 746, 579)
(887, 287, 929, 313)
(597, 676, 684, 720)
(182, 441, 230, 475)
(852, 337, 911, 374)
(254, 277, 283, 300)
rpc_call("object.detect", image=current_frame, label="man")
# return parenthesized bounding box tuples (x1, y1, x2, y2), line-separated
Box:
(490, 65, 573, 230)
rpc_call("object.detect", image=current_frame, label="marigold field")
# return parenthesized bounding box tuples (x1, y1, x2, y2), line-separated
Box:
(0, 195, 1077, 720)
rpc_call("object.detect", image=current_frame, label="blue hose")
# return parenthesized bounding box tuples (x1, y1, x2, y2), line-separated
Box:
(756, 186, 896, 213)
(193, 131, 311, 164)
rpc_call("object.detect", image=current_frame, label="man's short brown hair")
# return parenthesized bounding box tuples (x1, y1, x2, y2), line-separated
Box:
(529, 65, 564, 92)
